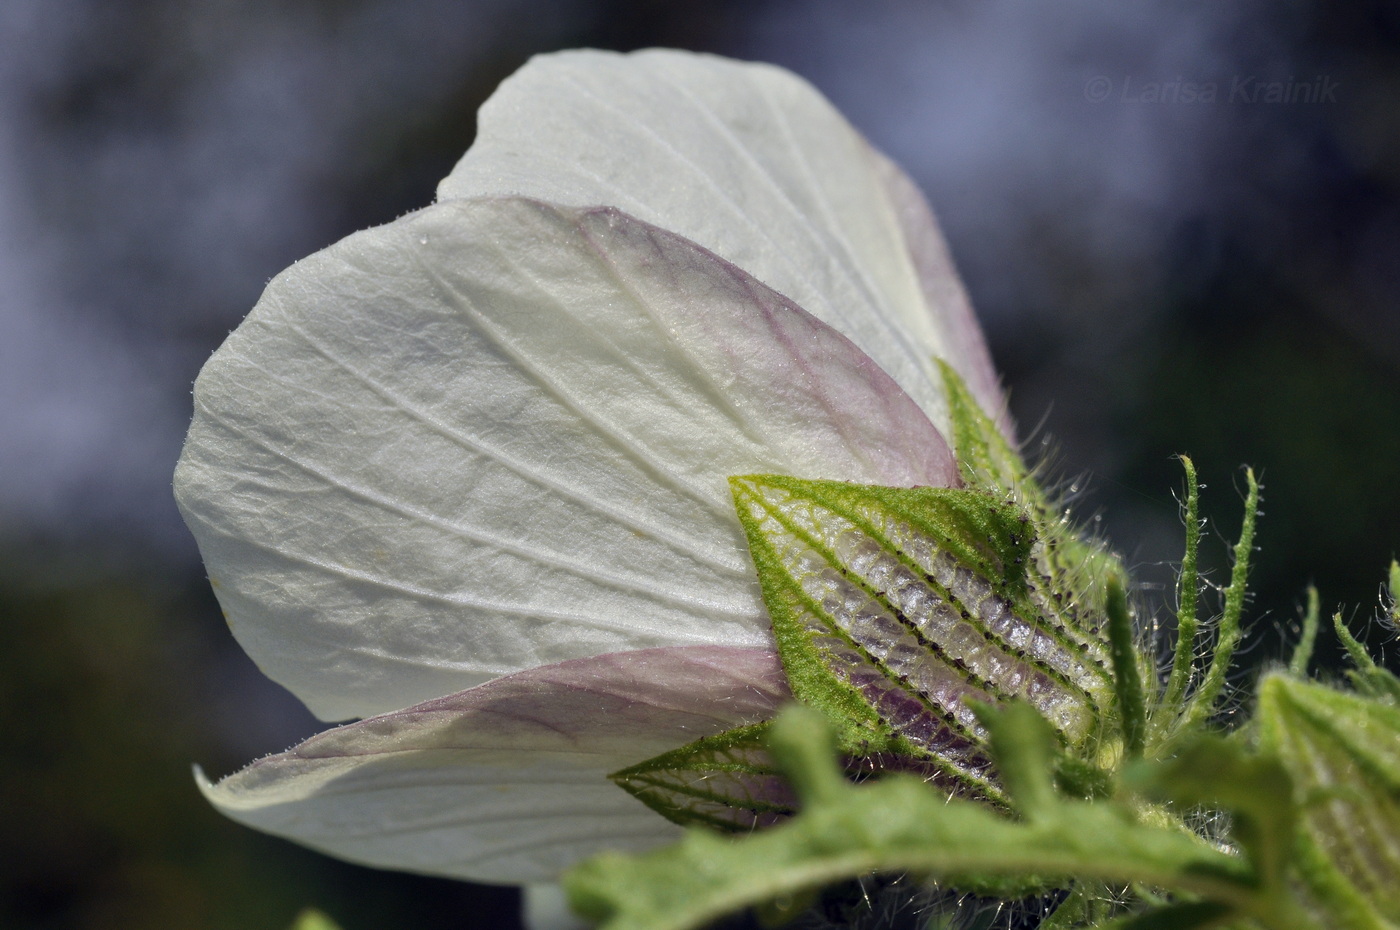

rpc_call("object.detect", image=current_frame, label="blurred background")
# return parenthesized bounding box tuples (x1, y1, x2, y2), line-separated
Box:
(2, 1, 1397, 927)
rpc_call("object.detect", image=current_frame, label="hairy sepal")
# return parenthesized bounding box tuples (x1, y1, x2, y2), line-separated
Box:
(730, 474, 1115, 802)
(939, 357, 1035, 502)
(609, 723, 796, 833)
(941, 361, 1122, 706)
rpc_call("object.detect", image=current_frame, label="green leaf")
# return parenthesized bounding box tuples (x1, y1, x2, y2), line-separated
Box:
(970, 699, 1064, 819)
(566, 705, 1260, 930)
(728, 474, 1115, 800)
(609, 723, 796, 832)
(1256, 674, 1400, 926)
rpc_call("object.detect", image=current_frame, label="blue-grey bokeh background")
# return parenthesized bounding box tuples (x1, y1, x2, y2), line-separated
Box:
(3, 2, 1397, 928)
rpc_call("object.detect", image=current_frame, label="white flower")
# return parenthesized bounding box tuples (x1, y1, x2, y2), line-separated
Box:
(176, 48, 1005, 885)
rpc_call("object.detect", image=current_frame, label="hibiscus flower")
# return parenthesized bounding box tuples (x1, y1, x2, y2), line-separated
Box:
(177, 48, 1006, 887)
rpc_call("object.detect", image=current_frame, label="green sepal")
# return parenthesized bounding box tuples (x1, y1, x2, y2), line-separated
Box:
(941, 360, 1128, 703)
(1256, 674, 1400, 925)
(938, 358, 1039, 503)
(729, 473, 1115, 800)
(610, 723, 797, 833)
(939, 359, 1126, 624)
(734, 474, 1038, 588)
(611, 718, 934, 834)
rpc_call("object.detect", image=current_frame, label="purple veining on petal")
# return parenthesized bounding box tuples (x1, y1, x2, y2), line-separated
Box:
(198, 647, 795, 879)
(200, 646, 792, 883)
(572, 204, 961, 491)
(241, 645, 790, 770)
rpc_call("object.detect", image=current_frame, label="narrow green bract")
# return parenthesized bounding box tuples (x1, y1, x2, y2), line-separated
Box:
(1332, 613, 1400, 702)
(1163, 456, 1202, 710)
(1104, 575, 1147, 759)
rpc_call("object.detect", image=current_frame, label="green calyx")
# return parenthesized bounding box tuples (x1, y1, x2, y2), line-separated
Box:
(583, 366, 1400, 930)
(728, 473, 1115, 798)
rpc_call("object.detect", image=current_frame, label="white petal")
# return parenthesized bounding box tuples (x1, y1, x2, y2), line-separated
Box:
(438, 48, 1006, 438)
(175, 197, 956, 720)
(867, 149, 1012, 434)
(197, 646, 788, 884)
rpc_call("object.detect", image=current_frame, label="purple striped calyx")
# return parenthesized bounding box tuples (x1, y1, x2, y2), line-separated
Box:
(731, 476, 1116, 801)
(613, 475, 1121, 827)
